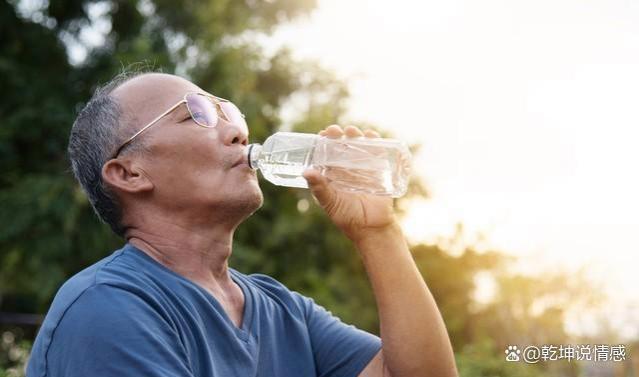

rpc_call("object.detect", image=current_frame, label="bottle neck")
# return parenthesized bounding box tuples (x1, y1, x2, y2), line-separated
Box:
(247, 143, 262, 170)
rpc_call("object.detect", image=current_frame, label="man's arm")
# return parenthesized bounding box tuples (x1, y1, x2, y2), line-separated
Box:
(355, 222, 457, 377)
(303, 124, 458, 377)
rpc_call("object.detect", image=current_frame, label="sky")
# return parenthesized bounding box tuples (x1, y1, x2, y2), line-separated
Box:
(267, 0, 639, 338)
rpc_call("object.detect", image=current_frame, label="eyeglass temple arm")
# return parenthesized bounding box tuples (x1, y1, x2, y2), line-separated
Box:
(113, 100, 187, 157)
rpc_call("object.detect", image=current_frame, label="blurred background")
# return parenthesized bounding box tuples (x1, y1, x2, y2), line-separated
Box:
(1, 0, 637, 376)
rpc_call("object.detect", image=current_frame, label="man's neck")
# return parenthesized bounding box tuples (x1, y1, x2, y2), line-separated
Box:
(125, 218, 238, 294)
(125, 216, 247, 328)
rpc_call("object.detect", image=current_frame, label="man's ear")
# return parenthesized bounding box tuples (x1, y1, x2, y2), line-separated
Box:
(102, 158, 154, 194)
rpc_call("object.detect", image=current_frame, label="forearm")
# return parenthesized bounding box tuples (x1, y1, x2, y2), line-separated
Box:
(353, 222, 458, 377)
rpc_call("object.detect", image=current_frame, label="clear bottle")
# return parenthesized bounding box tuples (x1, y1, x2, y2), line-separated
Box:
(246, 131, 412, 197)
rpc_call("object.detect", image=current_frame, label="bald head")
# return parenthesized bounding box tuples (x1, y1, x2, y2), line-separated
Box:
(111, 73, 204, 140)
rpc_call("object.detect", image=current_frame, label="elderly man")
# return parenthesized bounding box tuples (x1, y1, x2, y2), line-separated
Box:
(26, 72, 457, 377)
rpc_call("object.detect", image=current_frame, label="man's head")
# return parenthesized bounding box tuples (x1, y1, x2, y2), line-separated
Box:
(68, 72, 263, 237)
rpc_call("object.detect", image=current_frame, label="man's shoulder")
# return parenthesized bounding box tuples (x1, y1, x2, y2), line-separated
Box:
(28, 246, 150, 376)
(49, 249, 124, 309)
(51, 244, 156, 306)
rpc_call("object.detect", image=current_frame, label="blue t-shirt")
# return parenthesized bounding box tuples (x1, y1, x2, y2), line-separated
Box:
(27, 244, 381, 377)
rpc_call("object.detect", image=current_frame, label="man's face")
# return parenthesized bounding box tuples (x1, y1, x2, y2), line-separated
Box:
(111, 73, 263, 221)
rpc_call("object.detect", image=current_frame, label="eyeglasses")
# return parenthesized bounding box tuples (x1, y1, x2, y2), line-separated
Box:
(110, 92, 247, 159)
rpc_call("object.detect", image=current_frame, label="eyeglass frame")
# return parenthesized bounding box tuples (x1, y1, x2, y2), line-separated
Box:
(109, 92, 242, 159)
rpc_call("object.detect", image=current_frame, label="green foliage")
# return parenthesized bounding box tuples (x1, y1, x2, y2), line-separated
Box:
(412, 243, 502, 349)
(0, 327, 30, 377)
(412, 238, 593, 376)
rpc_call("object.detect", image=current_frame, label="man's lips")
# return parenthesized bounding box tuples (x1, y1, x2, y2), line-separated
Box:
(232, 153, 248, 168)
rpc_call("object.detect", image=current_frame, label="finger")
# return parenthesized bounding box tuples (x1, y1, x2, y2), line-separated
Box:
(319, 130, 328, 137)
(344, 125, 365, 138)
(324, 125, 344, 139)
(303, 168, 335, 205)
(364, 129, 381, 138)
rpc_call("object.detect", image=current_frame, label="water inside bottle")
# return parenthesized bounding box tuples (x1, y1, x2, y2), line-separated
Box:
(311, 140, 393, 195)
(257, 145, 314, 189)
(256, 135, 410, 196)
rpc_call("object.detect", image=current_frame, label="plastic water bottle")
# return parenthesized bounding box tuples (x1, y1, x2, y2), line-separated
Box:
(246, 131, 412, 197)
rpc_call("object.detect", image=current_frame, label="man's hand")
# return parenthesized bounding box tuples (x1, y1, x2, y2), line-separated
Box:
(303, 125, 398, 243)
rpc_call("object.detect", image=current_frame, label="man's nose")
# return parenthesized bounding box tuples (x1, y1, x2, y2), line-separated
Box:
(221, 121, 249, 146)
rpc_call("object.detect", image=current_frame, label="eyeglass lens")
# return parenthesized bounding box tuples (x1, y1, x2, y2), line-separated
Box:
(185, 93, 248, 133)
(185, 93, 219, 128)
(218, 101, 248, 133)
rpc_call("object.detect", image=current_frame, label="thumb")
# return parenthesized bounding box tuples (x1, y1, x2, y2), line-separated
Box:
(303, 168, 334, 205)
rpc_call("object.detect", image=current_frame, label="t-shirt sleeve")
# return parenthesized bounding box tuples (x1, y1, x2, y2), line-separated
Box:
(294, 292, 382, 377)
(44, 284, 193, 377)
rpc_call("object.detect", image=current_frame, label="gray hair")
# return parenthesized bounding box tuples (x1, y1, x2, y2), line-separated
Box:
(68, 70, 149, 237)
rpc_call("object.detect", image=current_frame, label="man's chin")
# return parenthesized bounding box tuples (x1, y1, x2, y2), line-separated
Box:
(240, 184, 264, 216)
(252, 188, 265, 212)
